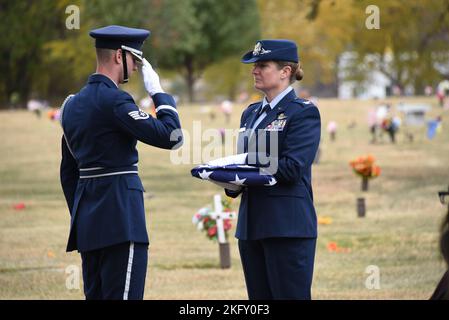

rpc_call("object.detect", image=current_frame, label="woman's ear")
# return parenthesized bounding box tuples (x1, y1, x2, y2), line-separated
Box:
(281, 66, 292, 80)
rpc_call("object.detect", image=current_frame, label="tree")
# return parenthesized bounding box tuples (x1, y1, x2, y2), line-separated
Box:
(0, 0, 68, 109)
(147, 0, 260, 102)
(257, 0, 355, 96)
(42, 0, 153, 102)
(202, 55, 255, 101)
(343, 0, 449, 94)
(0, 0, 165, 108)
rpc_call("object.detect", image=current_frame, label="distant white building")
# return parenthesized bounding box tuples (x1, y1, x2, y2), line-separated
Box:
(338, 52, 393, 99)
(338, 51, 449, 99)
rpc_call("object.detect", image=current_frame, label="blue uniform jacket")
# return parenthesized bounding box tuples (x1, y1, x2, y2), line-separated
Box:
(60, 74, 182, 252)
(226, 89, 321, 240)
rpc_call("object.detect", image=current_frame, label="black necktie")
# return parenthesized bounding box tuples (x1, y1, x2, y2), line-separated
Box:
(258, 104, 271, 117)
(250, 104, 271, 129)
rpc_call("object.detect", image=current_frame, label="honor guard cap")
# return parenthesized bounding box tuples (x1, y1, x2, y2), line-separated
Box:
(89, 25, 150, 51)
(241, 39, 299, 64)
(89, 25, 150, 83)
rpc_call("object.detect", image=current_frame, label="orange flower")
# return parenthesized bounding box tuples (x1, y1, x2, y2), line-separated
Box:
(349, 155, 381, 179)
(366, 155, 375, 164)
(327, 242, 351, 253)
(372, 166, 381, 177)
(318, 216, 332, 225)
(327, 242, 338, 252)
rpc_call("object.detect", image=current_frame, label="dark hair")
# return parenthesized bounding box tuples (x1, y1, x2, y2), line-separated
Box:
(274, 61, 304, 83)
(441, 207, 449, 267)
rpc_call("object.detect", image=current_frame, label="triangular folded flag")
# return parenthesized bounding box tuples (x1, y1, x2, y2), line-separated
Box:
(191, 164, 277, 191)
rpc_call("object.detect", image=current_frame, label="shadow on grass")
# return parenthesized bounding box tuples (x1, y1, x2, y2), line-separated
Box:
(153, 260, 233, 270)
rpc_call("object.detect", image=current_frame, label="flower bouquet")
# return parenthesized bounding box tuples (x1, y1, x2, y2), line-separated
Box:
(192, 197, 234, 241)
(349, 155, 381, 191)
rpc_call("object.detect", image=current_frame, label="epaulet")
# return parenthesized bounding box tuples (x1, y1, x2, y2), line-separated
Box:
(246, 101, 261, 111)
(59, 94, 75, 126)
(292, 97, 314, 107)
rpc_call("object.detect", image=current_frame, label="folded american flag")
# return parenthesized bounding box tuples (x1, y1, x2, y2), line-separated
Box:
(191, 164, 277, 191)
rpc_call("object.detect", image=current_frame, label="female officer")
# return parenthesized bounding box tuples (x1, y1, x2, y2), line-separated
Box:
(225, 39, 321, 300)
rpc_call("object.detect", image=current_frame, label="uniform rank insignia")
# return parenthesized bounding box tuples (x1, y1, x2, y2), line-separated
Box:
(128, 109, 149, 120)
(265, 119, 287, 131)
(277, 113, 287, 120)
(253, 42, 272, 56)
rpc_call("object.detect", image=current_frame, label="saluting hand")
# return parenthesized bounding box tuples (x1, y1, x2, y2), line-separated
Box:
(141, 58, 164, 96)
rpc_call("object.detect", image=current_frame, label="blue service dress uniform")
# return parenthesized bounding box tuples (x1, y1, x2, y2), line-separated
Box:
(225, 40, 321, 300)
(60, 25, 182, 300)
(60, 74, 182, 299)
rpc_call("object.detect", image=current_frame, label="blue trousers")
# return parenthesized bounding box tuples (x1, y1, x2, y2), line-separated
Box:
(238, 237, 316, 300)
(80, 241, 148, 300)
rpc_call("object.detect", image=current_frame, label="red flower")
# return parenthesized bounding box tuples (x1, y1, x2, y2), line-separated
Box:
(13, 203, 26, 210)
(223, 219, 232, 230)
(327, 241, 351, 253)
(207, 225, 217, 237)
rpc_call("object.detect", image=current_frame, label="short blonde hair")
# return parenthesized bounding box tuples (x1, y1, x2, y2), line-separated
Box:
(95, 48, 115, 64)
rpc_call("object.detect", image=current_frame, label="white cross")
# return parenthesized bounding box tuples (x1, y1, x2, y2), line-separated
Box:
(210, 194, 236, 244)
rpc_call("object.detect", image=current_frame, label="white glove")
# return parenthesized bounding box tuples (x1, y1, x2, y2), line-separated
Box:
(207, 153, 248, 167)
(141, 58, 164, 96)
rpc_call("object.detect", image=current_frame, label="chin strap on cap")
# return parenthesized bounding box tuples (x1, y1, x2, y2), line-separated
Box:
(122, 49, 128, 83)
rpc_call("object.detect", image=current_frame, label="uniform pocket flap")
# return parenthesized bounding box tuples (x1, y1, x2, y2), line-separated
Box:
(125, 175, 145, 192)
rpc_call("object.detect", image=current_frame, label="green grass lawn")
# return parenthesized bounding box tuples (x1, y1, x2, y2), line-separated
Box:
(0, 96, 448, 299)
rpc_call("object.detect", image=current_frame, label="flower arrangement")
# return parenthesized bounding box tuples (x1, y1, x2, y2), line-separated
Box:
(349, 155, 381, 179)
(349, 155, 381, 191)
(192, 197, 234, 241)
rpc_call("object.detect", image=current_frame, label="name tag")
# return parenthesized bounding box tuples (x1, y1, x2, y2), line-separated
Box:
(239, 127, 246, 132)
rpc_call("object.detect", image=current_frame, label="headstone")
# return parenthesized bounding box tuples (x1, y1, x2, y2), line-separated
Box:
(357, 197, 366, 217)
(397, 104, 431, 127)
